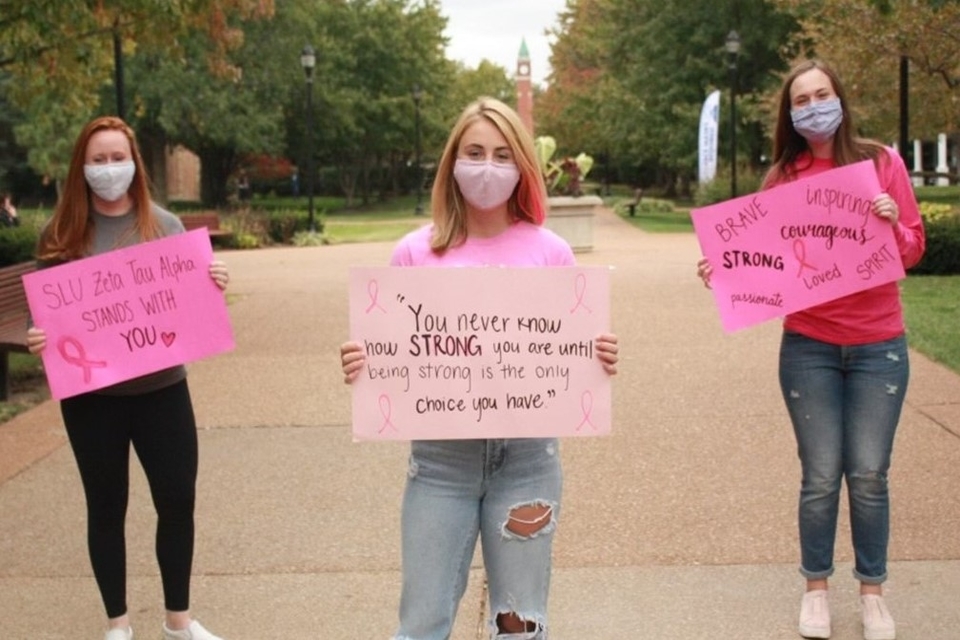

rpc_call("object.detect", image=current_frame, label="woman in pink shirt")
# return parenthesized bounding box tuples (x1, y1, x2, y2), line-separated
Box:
(341, 97, 618, 639)
(699, 60, 924, 640)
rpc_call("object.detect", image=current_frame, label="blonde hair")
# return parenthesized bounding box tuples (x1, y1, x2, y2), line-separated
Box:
(37, 116, 160, 262)
(430, 97, 548, 252)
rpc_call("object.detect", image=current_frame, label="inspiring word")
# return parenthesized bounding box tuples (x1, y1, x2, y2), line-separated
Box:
(806, 185, 872, 223)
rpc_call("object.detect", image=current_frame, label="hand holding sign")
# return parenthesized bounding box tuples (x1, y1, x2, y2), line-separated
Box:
(348, 266, 612, 441)
(691, 160, 904, 333)
(23, 229, 235, 399)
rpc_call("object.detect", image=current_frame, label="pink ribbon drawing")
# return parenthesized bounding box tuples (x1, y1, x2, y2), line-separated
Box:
(378, 394, 397, 434)
(57, 336, 108, 384)
(575, 390, 596, 431)
(569, 272, 592, 314)
(365, 279, 387, 314)
(793, 239, 819, 277)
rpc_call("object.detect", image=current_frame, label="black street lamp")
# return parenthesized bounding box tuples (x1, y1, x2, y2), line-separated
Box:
(413, 84, 424, 215)
(300, 45, 317, 232)
(725, 30, 740, 198)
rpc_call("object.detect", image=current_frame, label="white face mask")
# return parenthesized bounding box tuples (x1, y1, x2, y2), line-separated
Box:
(453, 159, 520, 211)
(84, 161, 136, 202)
(790, 98, 843, 144)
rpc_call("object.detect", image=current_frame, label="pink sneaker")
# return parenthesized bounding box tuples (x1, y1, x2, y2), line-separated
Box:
(799, 589, 831, 638)
(861, 594, 896, 640)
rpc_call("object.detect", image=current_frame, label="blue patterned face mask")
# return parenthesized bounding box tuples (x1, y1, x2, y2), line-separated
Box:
(790, 98, 843, 144)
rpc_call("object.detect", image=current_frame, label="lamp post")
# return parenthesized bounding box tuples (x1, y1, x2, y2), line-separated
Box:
(300, 45, 317, 232)
(725, 30, 740, 198)
(413, 84, 424, 215)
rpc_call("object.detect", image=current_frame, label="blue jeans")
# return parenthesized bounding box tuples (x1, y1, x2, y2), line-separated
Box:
(394, 438, 562, 640)
(778, 331, 909, 584)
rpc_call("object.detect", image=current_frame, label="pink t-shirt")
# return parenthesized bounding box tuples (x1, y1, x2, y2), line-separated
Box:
(782, 148, 926, 345)
(390, 220, 575, 267)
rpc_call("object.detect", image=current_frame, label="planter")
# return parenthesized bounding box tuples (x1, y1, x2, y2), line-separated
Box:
(545, 194, 601, 253)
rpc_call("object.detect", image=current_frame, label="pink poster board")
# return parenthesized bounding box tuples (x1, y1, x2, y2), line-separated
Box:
(691, 160, 904, 333)
(23, 229, 235, 399)
(348, 266, 612, 441)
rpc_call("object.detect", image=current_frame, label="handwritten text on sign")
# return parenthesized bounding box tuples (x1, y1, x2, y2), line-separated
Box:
(691, 160, 904, 333)
(348, 266, 611, 441)
(23, 229, 235, 399)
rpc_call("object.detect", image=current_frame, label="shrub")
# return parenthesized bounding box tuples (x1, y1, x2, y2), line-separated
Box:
(267, 209, 315, 243)
(0, 226, 40, 266)
(693, 167, 765, 205)
(910, 214, 960, 275)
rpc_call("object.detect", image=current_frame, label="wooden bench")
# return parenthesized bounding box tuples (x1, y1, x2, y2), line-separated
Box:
(0, 261, 36, 401)
(179, 212, 232, 241)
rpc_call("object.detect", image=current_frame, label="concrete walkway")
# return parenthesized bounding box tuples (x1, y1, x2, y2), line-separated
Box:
(1, 206, 959, 639)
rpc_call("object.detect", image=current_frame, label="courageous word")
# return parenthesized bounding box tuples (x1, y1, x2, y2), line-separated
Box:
(730, 291, 784, 310)
(781, 223, 871, 250)
(714, 196, 770, 242)
(803, 262, 842, 290)
(806, 185, 872, 224)
(722, 250, 785, 271)
(857, 243, 897, 281)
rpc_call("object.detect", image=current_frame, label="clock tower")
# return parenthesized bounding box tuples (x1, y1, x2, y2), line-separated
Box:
(516, 38, 534, 135)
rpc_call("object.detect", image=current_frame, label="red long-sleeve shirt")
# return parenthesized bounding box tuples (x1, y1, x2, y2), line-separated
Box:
(782, 149, 926, 345)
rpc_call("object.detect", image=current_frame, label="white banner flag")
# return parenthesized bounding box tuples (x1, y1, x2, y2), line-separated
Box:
(698, 90, 721, 184)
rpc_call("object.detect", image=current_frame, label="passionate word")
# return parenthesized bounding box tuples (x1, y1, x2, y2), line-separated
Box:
(713, 196, 770, 242)
(722, 250, 785, 271)
(729, 291, 784, 310)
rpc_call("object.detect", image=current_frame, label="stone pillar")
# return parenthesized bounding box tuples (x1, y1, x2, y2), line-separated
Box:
(912, 139, 924, 187)
(936, 133, 950, 186)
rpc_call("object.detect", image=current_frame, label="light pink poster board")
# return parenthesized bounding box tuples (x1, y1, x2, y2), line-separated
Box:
(24, 229, 235, 399)
(691, 160, 904, 333)
(348, 266, 611, 441)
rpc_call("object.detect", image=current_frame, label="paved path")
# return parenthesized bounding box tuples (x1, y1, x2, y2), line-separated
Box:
(1, 207, 959, 639)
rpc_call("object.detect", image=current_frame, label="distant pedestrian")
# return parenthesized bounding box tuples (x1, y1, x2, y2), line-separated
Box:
(697, 59, 925, 640)
(0, 192, 20, 227)
(237, 169, 251, 202)
(26, 116, 230, 640)
(291, 169, 300, 197)
(339, 97, 619, 639)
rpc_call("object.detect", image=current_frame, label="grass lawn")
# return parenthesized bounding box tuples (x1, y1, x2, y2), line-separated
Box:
(900, 274, 960, 373)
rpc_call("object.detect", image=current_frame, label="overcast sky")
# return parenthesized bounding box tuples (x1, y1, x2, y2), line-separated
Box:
(439, 0, 567, 86)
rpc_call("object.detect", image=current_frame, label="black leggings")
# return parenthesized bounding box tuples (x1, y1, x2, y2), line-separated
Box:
(62, 379, 198, 618)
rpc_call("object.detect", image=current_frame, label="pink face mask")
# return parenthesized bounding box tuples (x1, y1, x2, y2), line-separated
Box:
(453, 159, 520, 211)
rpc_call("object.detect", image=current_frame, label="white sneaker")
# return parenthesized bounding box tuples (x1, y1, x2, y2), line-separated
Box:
(104, 627, 133, 640)
(799, 589, 831, 638)
(162, 620, 223, 640)
(861, 594, 896, 640)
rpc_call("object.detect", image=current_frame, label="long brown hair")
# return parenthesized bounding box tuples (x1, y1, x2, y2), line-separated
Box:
(37, 116, 160, 262)
(763, 60, 887, 189)
(430, 97, 548, 252)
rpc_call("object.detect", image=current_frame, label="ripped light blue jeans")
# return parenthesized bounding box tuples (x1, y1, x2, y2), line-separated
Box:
(778, 331, 909, 584)
(393, 438, 561, 640)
